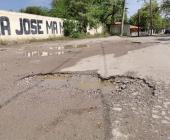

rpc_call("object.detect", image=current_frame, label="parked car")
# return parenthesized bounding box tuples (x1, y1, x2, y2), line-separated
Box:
(165, 29, 170, 34)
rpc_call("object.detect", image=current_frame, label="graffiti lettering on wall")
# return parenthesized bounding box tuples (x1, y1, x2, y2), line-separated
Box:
(0, 16, 11, 35)
(0, 16, 63, 36)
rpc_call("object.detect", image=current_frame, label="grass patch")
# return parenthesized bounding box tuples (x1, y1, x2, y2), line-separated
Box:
(0, 33, 110, 46)
(21, 33, 110, 43)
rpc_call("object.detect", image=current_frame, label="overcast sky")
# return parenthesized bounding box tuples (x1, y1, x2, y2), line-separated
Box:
(0, 0, 145, 17)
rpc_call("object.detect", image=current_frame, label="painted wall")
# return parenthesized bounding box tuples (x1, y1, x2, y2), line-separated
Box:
(0, 10, 104, 42)
(0, 10, 64, 41)
(87, 25, 103, 35)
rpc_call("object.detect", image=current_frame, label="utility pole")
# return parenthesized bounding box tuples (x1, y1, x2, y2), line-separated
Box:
(150, 0, 153, 35)
(121, 0, 126, 36)
(138, 10, 140, 37)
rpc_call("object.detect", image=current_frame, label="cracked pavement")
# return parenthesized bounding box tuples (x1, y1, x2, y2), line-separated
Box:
(0, 36, 170, 140)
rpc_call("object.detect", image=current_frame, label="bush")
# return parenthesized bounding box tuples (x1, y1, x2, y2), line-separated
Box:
(63, 20, 84, 38)
(63, 20, 75, 36)
(20, 6, 50, 16)
(70, 32, 80, 38)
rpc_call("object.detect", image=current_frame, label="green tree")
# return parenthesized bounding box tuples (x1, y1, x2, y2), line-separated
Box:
(51, 0, 90, 32)
(129, 0, 165, 32)
(90, 0, 123, 24)
(20, 6, 50, 16)
(50, 0, 70, 18)
(51, 0, 123, 33)
(161, 0, 170, 19)
(161, 0, 170, 28)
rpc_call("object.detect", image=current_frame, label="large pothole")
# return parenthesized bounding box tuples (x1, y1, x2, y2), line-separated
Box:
(18, 72, 156, 110)
(20, 71, 156, 97)
(2, 72, 170, 140)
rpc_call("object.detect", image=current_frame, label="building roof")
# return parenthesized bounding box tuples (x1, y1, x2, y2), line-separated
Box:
(113, 22, 140, 29)
(114, 22, 122, 25)
(130, 25, 141, 29)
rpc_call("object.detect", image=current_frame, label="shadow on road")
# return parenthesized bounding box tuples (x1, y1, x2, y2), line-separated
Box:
(157, 38, 170, 41)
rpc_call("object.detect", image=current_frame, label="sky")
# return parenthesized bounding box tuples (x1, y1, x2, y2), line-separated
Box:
(127, 0, 144, 17)
(0, 0, 145, 17)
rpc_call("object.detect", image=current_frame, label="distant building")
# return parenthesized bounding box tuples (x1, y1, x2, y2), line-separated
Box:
(110, 22, 130, 36)
(130, 25, 141, 36)
(110, 22, 141, 36)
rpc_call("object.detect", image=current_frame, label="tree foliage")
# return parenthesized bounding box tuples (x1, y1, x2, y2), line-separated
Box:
(19, 0, 125, 37)
(50, 0, 70, 18)
(20, 6, 50, 16)
(51, 0, 124, 33)
(129, 0, 165, 31)
(161, 0, 170, 19)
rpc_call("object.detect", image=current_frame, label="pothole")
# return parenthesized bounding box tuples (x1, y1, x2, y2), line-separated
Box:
(2, 72, 167, 140)
(20, 72, 156, 97)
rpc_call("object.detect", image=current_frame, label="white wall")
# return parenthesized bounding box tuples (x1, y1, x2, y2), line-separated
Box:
(0, 10, 104, 42)
(0, 10, 64, 41)
(87, 25, 103, 35)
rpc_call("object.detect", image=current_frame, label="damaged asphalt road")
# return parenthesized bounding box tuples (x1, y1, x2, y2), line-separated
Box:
(0, 36, 170, 140)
